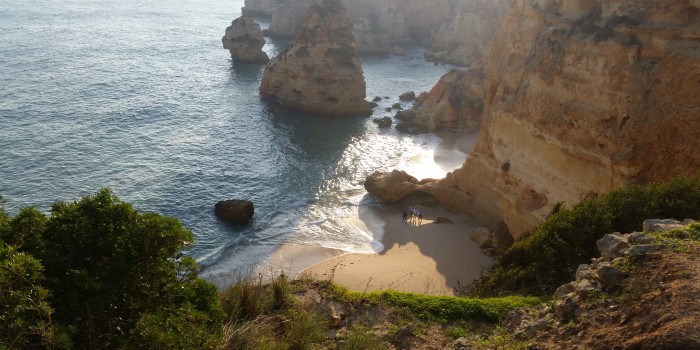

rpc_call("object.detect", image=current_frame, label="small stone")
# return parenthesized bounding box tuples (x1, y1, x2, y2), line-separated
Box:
(624, 244, 662, 256)
(596, 263, 626, 291)
(555, 295, 579, 320)
(373, 96, 382, 102)
(373, 117, 392, 128)
(628, 232, 653, 245)
(214, 199, 254, 225)
(597, 233, 630, 260)
(642, 219, 684, 233)
(392, 102, 403, 110)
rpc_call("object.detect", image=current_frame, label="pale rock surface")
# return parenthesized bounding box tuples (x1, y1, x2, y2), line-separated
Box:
(427, 0, 512, 66)
(440, 0, 700, 239)
(259, 0, 371, 115)
(396, 69, 485, 134)
(242, 0, 277, 15)
(222, 14, 269, 63)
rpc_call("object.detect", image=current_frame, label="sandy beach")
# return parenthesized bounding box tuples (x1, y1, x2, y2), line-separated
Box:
(260, 131, 491, 296)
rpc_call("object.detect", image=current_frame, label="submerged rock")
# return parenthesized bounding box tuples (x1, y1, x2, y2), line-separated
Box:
(222, 14, 269, 63)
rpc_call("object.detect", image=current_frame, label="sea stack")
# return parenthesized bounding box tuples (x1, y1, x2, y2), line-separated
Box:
(222, 14, 269, 63)
(259, 0, 371, 116)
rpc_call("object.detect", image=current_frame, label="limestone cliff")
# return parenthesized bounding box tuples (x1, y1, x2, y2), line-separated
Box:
(242, 0, 277, 15)
(446, 0, 700, 239)
(222, 14, 269, 63)
(369, 0, 700, 241)
(259, 0, 371, 115)
(261, 0, 451, 51)
(426, 0, 512, 66)
(395, 68, 484, 134)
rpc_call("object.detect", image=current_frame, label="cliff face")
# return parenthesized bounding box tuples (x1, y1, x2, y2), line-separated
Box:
(367, 0, 700, 241)
(443, 0, 700, 239)
(222, 14, 269, 63)
(396, 68, 485, 134)
(242, 0, 277, 15)
(427, 0, 512, 66)
(262, 0, 451, 51)
(259, 0, 370, 115)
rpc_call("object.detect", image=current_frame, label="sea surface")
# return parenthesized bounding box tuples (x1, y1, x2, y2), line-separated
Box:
(0, 0, 456, 283)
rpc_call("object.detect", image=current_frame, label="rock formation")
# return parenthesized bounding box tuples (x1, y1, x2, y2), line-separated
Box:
(259, 0, 371, 115)
(426, 0, 512, 66)
(370, 0, 700, 242)
(395, 69, 485, 134)
(242, 0, 277, 15)
(222, 14, 269, 63)
(215, 199, 255, 225)
(255, 0, 452, 52)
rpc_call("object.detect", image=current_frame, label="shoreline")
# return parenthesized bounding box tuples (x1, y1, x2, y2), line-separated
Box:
(259, 130, 490, 295)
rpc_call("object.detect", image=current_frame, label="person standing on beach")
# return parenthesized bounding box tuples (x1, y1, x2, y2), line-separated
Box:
(402, 209, 408, 223)
(418, 208, 423, 226)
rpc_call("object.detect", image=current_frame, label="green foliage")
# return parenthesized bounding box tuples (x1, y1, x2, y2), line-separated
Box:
(314, 280, 541, 323)
(128, 304, 221, 350)
(340, 325, 388, 350)
(0, 189, 224, 349)
(285, 309, 327, 350)
(446, 325, 469, 340)
(473, 172, 700, 297)
(0, 245, 69, 349)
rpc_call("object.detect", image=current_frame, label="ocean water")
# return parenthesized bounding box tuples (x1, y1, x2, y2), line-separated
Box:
(0, 0, 455, 283)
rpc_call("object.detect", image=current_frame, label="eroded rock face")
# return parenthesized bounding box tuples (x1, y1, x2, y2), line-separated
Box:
(242, 0, 277, 15)
(259, 0, 371, 115)
(261, 0, 452, 52)
(442, 0, 700, 239)
(427, 0, 513, 66)
(222, 14, 269, 63)
(396, 69, 485, 134)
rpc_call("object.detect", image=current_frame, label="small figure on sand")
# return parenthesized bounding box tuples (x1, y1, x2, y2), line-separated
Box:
(403, 205, 423, 226)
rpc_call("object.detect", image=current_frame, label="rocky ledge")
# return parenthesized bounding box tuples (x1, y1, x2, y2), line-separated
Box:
(259, 0, 371, 116)
(222, 14, 269, 63)
(501, 218, 700, 349)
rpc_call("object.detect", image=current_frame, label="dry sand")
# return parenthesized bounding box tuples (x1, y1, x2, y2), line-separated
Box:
(262, 131, 492, 295)
(302, 203, 493, 296)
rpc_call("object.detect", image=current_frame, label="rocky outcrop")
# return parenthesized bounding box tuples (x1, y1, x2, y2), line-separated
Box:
(242, 0, 277, 15)
(426, 0, 512, 66)
(260, 0, 452, 51)
(377, 0, 700, 240)
(215, 199, 255, 225)
(259, 0, 371, 115)
(222, 15, 269, 63)
(506, 219, 700, 349)
(395, 69, 485, 134)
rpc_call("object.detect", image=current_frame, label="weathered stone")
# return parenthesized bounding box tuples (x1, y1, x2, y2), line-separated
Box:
(215, 200, 254, 225)
(392, 102, 403, 110)
(399, 91, 416, 101)
(373, 96, 382, 102)
(555, 295, 579, 320)
(575, 264, 596, 281)
(222, 14, 269, 63)
(628, 232, 653, 245)
(643, 219, 686, 233)
(554, 282, 576, 300)
(259, 0, 371, 116)
(596, 263, 626, 291)
(373, 117, 392, 128)
(597, 233, 630, 261)
(624, 244, 663, 257)
(453, 337, 470, 349)
(571, 279, 601, 299)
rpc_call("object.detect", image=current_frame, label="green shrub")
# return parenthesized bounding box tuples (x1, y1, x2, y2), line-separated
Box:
(286, 309, 327, 350)
(472, 172, 700, 297)
(341, 325, 388, 350)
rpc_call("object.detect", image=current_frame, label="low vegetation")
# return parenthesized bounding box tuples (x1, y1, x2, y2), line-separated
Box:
(471, 172, 700, 297)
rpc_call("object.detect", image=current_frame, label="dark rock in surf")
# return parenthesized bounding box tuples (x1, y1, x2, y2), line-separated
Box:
(215, 199, 254, 225)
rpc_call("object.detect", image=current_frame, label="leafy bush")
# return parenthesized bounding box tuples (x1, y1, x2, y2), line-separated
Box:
(341, 325, 388, 350)
(0, 189, 224, 349)
(472, 172, 700, 297)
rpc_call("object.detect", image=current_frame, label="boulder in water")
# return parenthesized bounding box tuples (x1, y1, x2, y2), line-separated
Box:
(215, 199, 254, 225)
